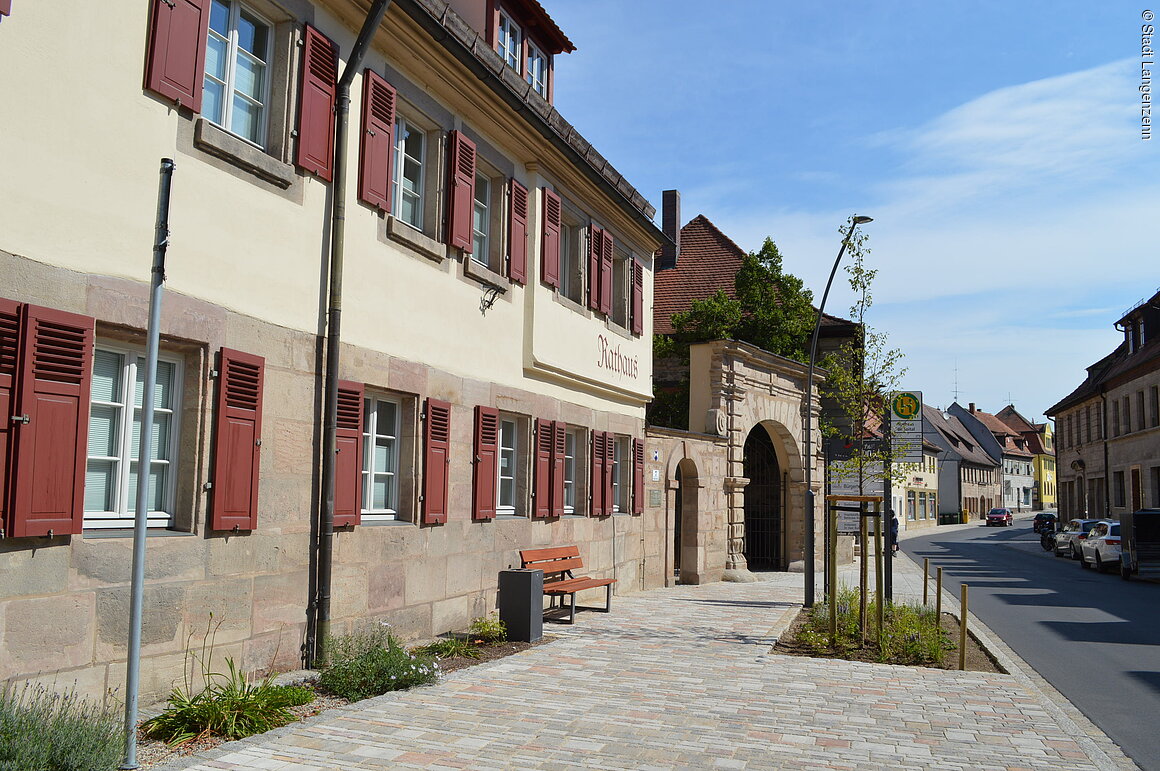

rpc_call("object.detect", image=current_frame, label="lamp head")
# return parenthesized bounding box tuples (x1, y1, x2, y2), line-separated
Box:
(852, 215, 873, 225)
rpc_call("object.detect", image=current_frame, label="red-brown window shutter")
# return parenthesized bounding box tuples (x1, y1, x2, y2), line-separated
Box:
(508, 179, 529, 284)
(210, 348, 264, 531)
(473, 406, 499, 520)
(533, 418, 552, 518)
(589, 431, 604, 517)
(358, 70, 395, 212)
(144, 0, 210, 112)
(604, 431, 616, 515)
(632, 437, 644, 514)
(587, 226, 602, 311)
(551, 421, 567, 517)
(422, 398, 451, 524)
(599, 230, 614, 316)
(446, 130, 477, 251)
(631, 258, 644, 335)
(541, 187, 561, 287)
(296, 24, 338, 182)
(333, 381, 364, 527)
(0, 1, 11, 17)
(0, 298, 19, 534)
(8, 304, 94, 538)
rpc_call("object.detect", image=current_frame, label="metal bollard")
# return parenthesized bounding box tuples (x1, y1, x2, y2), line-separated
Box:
(923, 558, 930, 606)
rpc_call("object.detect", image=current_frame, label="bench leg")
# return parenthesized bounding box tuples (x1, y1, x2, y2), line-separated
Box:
(568, 592, 576, 624)
(604, 583, 612, 613)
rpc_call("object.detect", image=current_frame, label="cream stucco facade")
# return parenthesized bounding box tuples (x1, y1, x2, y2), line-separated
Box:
(0, 0, 670, 703)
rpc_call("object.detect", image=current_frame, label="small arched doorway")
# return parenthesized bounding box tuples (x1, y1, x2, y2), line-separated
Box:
(673, 458, 699, 583)
(743, 426, 783, 570)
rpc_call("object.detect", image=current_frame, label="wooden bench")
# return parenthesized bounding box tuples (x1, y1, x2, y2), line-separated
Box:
(520, 546, 616, 624)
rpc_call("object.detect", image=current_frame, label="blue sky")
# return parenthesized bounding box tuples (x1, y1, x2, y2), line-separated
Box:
(548, 1, 1158, 422)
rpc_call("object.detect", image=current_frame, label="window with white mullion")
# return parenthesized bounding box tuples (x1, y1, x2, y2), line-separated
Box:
(392, 117, 425, 229)
(85, 346, 181, 528)
(526, 41, 547, 97)
(362, 397, 400, 519)
(611, 438, 622, 513)
(563, 430, 577, 513)
(498, 419, 517, 512)
(497, 11, 522, 72)
(204, 0, 271, 147)
(472, 173, 491, 265)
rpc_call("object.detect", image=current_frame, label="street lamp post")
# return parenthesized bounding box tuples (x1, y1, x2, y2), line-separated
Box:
(804, 214, 873, 608)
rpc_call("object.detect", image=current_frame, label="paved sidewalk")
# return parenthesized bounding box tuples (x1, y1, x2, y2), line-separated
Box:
(155, 549, 1137, 771)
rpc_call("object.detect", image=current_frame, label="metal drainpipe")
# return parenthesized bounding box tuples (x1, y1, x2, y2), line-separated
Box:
(310, 0, 393, 669)
(1101, 392, 1110, 517)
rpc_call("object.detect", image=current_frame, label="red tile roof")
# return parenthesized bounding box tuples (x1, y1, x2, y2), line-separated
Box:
(653, 215, 745, 334)
(653, 214, 855, 337)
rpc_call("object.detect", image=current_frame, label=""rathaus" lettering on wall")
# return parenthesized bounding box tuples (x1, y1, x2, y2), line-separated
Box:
(597, 334, 639, 379)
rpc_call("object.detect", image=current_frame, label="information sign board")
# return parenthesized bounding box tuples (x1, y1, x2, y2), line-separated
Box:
(890, 390, 923, 463)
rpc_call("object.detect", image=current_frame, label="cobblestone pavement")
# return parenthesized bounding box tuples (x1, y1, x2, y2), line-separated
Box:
(154, 539, 1138, 771)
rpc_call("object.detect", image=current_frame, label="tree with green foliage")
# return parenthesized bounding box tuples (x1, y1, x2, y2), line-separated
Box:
(669, 238, 816, 359)
(648, 238, 817, 430)
(818, 221, 907, 491)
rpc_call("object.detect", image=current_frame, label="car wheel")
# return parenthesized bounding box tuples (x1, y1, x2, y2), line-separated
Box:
(1080, 554, 1091, 569)
(1071, 544, 1081, 561)
(1095, 554, 1105, 573)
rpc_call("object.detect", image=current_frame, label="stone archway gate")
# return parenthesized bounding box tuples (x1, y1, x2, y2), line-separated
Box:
(687, 339, 822, 581)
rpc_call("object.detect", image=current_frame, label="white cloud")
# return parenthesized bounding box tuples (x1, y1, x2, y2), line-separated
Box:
(697, 59, 1157, 419)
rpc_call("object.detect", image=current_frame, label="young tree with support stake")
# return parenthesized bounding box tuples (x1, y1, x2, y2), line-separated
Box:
(818, 222, 907, 644)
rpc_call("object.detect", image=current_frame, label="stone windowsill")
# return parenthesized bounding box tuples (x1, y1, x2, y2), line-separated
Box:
(193, 118, 295, 189)
(463, 254, 510, 290)
(386, 217, 447, 263)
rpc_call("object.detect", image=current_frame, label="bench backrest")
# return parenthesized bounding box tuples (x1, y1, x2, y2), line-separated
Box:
(521, 545, 584, 583)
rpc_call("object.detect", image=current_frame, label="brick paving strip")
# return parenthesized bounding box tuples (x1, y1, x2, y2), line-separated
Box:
(152, 553, 1139, 771)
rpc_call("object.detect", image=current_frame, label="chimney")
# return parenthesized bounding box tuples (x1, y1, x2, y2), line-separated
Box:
(969, 403, 976, 413)
(659, 189, 680, 270)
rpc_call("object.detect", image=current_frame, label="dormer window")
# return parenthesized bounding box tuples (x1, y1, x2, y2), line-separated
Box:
(497, 11, 522, 72)
(488, 0, 572, 104)
(526, 41, 548, 97)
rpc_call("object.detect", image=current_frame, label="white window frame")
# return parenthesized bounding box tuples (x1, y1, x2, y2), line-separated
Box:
(498, 417, 518, 514)
(204, 0, 273, 148)
(472, 172, 491, 266)
(563, 428, 579, 514)
(361, 395, 401, 521)
(497, 11, 522, 73)
(611, 436, 629, 513)
(558, 203, 584, 303)
(392, 116, 426, 230)
(85, 344, 183, 529)
(612, 242, 631, 328)
(526, 40, 548, 97)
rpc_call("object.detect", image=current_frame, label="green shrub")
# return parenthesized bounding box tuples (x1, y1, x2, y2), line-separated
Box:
(798, 584, 953, 666)
(0, 683, 123, 771)
(141, 658, 315, 746)
(881, 604, 954, 666)
(467, 613, 507, 645)
(412, 637, 481, 660)
(318, 626, 439, 702)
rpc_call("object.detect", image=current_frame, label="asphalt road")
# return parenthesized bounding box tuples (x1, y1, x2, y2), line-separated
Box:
(903, 513, 1160, 771)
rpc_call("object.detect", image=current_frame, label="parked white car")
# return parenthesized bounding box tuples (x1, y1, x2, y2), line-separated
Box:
(1080, 520, 1121, 573)
(1054, 518, 1101, 560)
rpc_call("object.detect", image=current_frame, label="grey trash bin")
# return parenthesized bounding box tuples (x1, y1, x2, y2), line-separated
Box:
(498, 568, 543, 642)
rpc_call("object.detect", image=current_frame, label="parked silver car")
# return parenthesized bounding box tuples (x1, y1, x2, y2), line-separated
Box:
(1054, 518, 1101, 560)
(1080, 520, 1121, 573)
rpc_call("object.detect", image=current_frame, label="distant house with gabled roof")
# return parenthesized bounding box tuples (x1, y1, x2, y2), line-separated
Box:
(948, 403, 1036, 512)
(996, 405, 1056, 510)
